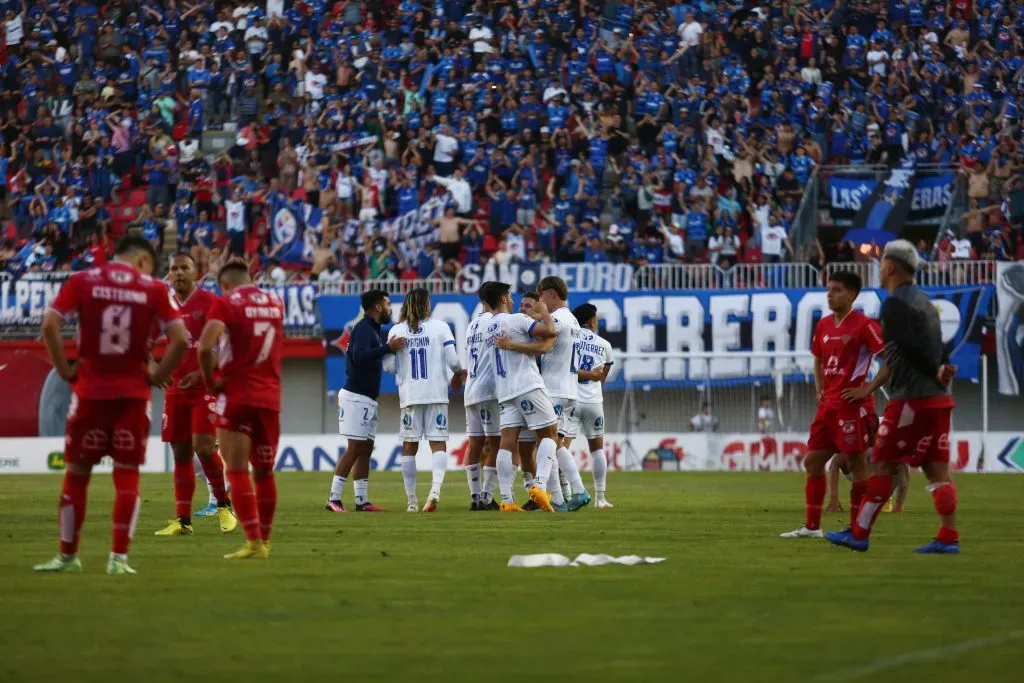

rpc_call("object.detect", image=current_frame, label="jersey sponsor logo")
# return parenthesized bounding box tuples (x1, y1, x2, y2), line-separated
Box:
(554, 404, 563, 416)
(520, 399, 535, 414)
(112, 429, 136, 451)
(479, 407, 492, 423)
(338, 406, 345, 419)
(402, 411, 413, 427)
(594, 416, 604, 428)
(436, 413, 448, 428)
(82, 429, 107, 450)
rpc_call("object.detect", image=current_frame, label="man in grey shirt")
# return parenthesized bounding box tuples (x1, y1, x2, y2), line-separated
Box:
(828, 239, 960, 554)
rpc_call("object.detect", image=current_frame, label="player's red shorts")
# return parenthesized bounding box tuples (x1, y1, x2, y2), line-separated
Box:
(161, 392, 216, 443)
(215, 397, 280, 468)
(64, 396, 150, 468)
(807, 402, 873, 455)
(873, 397, 954, 467)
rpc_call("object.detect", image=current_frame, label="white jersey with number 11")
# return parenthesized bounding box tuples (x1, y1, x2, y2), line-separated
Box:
(387, 318, 457, 408)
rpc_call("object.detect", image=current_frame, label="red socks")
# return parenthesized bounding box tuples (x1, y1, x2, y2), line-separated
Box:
(852, 475, 892, 540)
(173, 458, 196, 519)
(849, 480, 867, 529)
(199, 451, 229, 504)
(254, 474, 277, 542)
(227, 470, 260, 542)
(804, 474, 827, 530)
(931, 482, 959, 545)
(58, 470, 90, 556)
(111, 467, 141, 555)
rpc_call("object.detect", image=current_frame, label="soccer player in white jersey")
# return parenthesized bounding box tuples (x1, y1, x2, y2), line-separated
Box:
(569, 303, 615, 508)
(385, 288, 466, 512)
(462, 281, 503, 511)
(497, 276, 591, 510)
(483, 281, 560, 512)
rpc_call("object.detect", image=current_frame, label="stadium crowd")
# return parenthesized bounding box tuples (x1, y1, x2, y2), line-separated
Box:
(2, 0, 1024, 284)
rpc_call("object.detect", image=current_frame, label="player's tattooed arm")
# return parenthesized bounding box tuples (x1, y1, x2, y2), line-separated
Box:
(196, 319, 227, 391)
(152, 320, 189, 388)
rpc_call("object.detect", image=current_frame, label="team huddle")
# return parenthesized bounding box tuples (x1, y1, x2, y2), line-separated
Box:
(326, 276, 615, 514)
(29, 236, 960, 575)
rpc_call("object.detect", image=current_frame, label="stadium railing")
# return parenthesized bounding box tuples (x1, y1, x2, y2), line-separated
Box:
(632, 260, 997, 291)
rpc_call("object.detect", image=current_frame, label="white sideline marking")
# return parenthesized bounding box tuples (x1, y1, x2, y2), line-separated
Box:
(817, 630, 1024, 681)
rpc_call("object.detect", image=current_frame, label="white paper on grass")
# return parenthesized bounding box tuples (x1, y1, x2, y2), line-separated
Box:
(507, 553, 667, 568)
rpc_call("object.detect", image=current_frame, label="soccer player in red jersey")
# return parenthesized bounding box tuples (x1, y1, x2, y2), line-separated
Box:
(34, 236, 189, 575)
(197, 261, 284, 560)
(828, 240, 959, 553)
(154, 253, 238, 537)
(780, 271, 885, 539)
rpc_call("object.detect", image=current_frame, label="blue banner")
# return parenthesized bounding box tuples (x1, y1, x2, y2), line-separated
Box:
(828, 172, 954, 227)
(321, 286, 993, 394)
(0, 272, 318, 330)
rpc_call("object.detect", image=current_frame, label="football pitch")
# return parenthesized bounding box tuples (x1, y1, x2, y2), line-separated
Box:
(1, 472, 1021, 683)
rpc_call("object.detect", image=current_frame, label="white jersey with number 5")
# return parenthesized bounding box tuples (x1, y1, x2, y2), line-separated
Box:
(388, 318, 457, 408)
(463, 311, 496, 406)
(575, 330, 613, 404)
(489, 312, 545, 403)
(540, 307, 580, 400)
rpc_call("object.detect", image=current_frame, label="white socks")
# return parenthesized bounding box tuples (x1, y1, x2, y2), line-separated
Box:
(556, 447, 586, 495)
(430, 451, 447, 499)
(481, 466, 497, 503)
(534, 438, 557, 490)
(354, 479, 368, 506)
(591, 449, 607, 497)
(329, 475, 347, 502)
(401, 455, 417, 501)
(548, 468, 565, 505)
(466, 463, 481, 497)
(497, 449, 516, 503)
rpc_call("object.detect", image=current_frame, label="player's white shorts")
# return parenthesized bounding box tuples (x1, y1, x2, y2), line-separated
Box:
(501, 389, 558, 436)
(338, 389, 378, 441)
(466, 400, 500, 437)
(573, 402, 606, 439)
(400, 403, 450, 442)
(555, 399, 578, 438)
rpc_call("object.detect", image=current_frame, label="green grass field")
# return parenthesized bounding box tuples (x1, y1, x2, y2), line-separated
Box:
(1, 472, 1022, 683)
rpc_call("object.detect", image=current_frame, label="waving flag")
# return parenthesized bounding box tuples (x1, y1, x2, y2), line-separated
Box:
(850, 158, 916, 235)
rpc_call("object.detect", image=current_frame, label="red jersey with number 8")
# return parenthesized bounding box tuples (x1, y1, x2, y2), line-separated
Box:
(208, 285, 284, 411)
(49, 262, 182, 400)
(811, 309, 886, 409)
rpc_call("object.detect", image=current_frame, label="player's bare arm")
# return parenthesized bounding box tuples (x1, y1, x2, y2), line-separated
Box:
(494, 334, 555, 355)
(151, 320, 189, 388)
(526, 301, 558, 339)
(842, 360, 890, 402)
(41, 310, 76, 382)
(577, 362, 611, 382)
(813, 355, 823, 402)
(197, 319, 226, 391)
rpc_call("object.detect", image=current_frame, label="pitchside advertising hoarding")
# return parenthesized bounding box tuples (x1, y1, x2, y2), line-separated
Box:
(321, 286, 993, 394)
(1, 432, 1022, 474)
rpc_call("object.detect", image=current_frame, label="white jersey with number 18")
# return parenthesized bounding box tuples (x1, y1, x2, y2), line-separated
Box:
(540, 306, 580, 400)
(388, 318, 456, 408)
(575, 330, 613, 404)
(463, 311, 496, 406)
(489, 312, 546, 403)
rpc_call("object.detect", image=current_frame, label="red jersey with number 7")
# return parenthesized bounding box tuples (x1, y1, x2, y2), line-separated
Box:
(811, 309, 886, 410)
(49, 261, 182, 400)
(207, 284, 284, 411)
